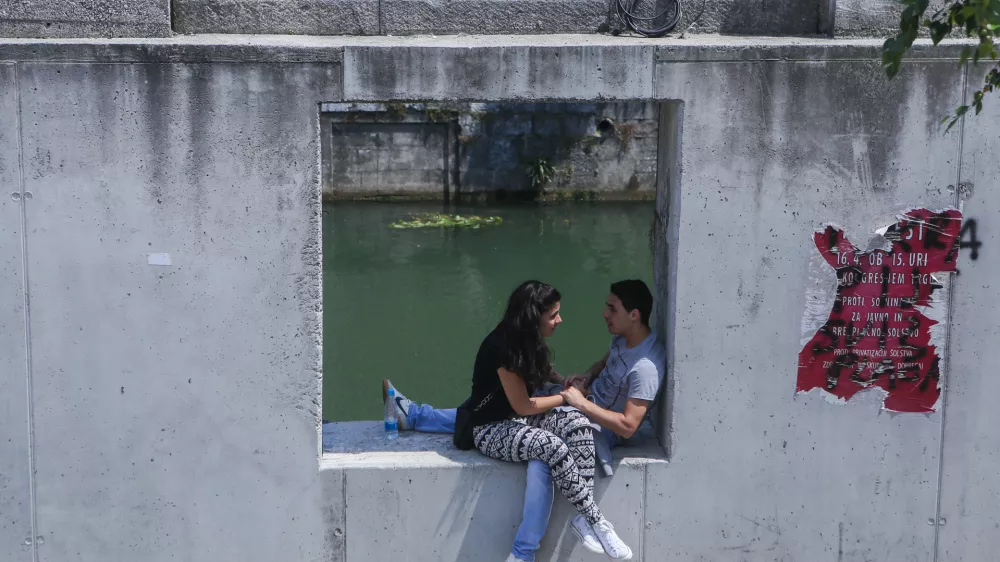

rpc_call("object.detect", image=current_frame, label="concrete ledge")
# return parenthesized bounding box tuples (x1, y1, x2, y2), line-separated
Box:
(0, 0, 171, 38)
(0, 35, 347, 62)
(321, 422, 666, 561)
(0, 34, 973, 64)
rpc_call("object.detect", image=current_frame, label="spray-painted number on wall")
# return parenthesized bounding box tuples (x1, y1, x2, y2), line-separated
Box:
(959, 219, 982, 260)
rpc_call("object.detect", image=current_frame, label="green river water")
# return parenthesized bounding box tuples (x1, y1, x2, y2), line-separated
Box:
(322, 201, 655, 422)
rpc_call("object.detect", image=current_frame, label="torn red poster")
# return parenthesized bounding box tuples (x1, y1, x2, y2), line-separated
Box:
(797, 208, 962, 413)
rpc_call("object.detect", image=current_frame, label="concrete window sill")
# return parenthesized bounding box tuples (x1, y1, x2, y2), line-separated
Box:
(321, 420, 667, 468)
(320, 421, 667, 560)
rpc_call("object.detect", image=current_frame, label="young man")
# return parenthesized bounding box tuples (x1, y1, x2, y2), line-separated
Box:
(383, 280, 665, 562)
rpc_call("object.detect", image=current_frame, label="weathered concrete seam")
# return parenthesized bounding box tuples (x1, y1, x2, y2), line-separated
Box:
(0, 44, 345, 63)
(342, 470, 348, 562)
(640, 463, 648, 561)
(13, 62, 39, 562)
(932, 62, 969, 562)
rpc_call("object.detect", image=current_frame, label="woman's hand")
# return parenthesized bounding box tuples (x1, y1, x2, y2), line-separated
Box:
(560, 386, 588, 409)
(564, 374, 588, 389)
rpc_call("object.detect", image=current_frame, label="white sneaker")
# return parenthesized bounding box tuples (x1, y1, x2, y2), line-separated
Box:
(382, 379, 413, 430)
(592, 519, 633, 560)
(571, 514, 605, 554)
(505, 555, 529, 562)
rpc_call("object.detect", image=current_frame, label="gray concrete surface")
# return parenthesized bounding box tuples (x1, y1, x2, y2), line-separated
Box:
(344, 43, 655, 101)
(172, 0, 381, 36)
(675, 0, 827, 36)
(834, 0, 954, 37)
(651, 53, 965, 560)
(0, 0, 964, 38)
(833, 0, 950, 37)
(834, 0, 902, 37)
(323, 422, 664, 562)
(0, 33, 996, 562)
(7, 59, 339, 562)
(380, 0, 608, 35)
(0, 0, 171, 38)
(166, 0, 834, 37)
(0, 62, 31, 562)
(937, 65, 1000, 561)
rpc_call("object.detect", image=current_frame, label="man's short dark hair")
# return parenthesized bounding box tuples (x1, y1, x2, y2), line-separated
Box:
(610, 280, 653, 327)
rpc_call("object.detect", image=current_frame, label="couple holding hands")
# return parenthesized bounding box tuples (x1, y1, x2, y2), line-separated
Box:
(383, 279, 664, 562)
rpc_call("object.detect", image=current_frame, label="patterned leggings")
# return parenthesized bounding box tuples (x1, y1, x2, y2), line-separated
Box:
(473, 409, 603, 524)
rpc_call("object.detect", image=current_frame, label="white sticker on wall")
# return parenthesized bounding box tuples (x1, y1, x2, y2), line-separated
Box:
(146, 253, 172, 266)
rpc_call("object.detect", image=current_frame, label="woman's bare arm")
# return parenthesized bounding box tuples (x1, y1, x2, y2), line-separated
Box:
(498, 367, 565, 416)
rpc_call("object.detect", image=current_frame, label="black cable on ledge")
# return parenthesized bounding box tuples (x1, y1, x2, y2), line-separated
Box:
(611, 0, 682, 37)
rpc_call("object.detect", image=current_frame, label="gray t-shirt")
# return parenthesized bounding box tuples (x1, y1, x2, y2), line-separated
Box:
(590, 332, 665, 413)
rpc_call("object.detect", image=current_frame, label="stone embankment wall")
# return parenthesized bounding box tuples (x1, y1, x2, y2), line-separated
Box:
(322, 101, 658, 201)
(1, 0, 912, 38)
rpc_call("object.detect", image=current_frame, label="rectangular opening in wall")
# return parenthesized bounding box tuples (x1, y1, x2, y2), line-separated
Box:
(320, 101, 674, 458)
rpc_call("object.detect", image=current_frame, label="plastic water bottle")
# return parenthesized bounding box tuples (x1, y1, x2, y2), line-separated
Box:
(384, 387, 398, 440)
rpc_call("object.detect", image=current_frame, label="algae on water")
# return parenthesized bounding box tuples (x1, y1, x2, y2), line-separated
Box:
(390, 213, 503, 230)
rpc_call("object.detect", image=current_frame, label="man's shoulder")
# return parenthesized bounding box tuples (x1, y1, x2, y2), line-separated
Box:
(631, 338, 665, 378)
(636, 333, 665, 363)
(631, 357, 662, 379)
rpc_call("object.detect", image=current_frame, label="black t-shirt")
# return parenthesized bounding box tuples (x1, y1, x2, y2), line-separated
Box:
(469, 328, 525, 427)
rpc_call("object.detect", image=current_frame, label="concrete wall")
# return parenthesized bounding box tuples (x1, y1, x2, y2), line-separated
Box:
(0, 0, 956, 38)
(0, 0, 171, 38)
(170, 0, 832, 36)
(937, 66, 1000, 561)
(0, 43, 340, 561)
(1, 34, 998, 562)
(833, 0, 946, 37)
(0, 0, 938, 37)
(653, 43, 965, 562)
(0, 61, 31, 562)
(321, 102, 658, 200)
(834, 0, 902, 37)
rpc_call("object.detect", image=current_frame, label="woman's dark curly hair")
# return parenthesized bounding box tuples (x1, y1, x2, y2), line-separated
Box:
(497, 280, 561, 390)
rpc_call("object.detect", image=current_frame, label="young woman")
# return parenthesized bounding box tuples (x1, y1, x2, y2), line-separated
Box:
(469, 280, 633, 561)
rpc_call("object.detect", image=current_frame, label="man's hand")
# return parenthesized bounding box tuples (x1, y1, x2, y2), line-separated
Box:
(560, 386, 588, 409)
(564, 374, 588, 390)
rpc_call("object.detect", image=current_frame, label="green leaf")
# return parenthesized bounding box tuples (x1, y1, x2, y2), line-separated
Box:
(929, 20, 953, 43)
(959, 46, 973, 67)
(979, 38, 994, 58)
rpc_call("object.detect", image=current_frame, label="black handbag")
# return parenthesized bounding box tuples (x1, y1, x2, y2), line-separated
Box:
(452, 398, 476, 450)
(453, 386, 500, 450)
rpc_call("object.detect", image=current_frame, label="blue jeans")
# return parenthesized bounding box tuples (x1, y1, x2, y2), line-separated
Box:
(406, 403, 457, 433)
(513, 459, 554, 561)
(409, 405, 587, 562)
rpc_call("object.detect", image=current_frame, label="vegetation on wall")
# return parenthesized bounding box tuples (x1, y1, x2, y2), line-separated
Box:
(884, 0, 999, 128)
(525, 157, 555, 189)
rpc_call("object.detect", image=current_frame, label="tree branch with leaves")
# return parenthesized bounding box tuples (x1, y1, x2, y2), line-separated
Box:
(883, 0, 1000, 129)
